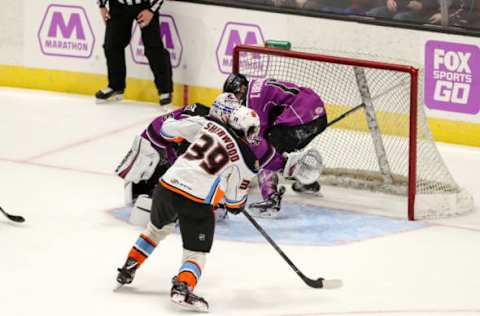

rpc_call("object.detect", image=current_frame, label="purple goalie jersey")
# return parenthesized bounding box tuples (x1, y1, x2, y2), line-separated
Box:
(140, 104, 210, 164)
(246, 79, 326, 172)
(246, 78, 326, 135)
(141, 108, 185, 164)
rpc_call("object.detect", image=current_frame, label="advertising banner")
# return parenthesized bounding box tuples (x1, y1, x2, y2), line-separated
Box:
(37, 4, 96, 59)
(15, 0, 480, 127)
(215, 22, 265, 74)
(130, 14, 183, 68)
(425, 40, 480, 115)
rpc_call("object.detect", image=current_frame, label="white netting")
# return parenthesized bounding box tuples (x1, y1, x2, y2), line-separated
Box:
(237, 46, 473, 219)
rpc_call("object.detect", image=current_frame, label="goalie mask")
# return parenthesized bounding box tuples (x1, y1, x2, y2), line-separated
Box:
(223, 73, 249, 104)
(209, 92, 242, 123)
(228, 107, 260, 144)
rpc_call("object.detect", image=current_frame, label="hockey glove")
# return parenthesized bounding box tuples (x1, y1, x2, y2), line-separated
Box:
(283, 148, 323, 185)
(115, 135, 160, 183)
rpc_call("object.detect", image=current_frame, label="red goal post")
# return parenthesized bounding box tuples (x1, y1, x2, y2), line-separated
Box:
(232, 44, 472, 220)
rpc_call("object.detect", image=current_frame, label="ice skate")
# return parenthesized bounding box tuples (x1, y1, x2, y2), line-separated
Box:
(248, 186, 285, 218)
(159, 93, 172, 106)
(291, 181, 323, 197)
(114, 258, 138, 290)
(95, 87, 124, 103)
(170, 277, 209, 313)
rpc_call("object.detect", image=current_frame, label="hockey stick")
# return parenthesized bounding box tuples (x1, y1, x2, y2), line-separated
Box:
(325, 79, 407, 128)
(242, 209, 342, 289)
(326, 103, 365, 128)
(0, 206, 25, 223)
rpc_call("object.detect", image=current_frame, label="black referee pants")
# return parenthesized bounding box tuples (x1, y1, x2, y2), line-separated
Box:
(103, 0, 173, 94)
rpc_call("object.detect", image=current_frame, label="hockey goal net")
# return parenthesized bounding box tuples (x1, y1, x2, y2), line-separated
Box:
(233, 44, 473, 220)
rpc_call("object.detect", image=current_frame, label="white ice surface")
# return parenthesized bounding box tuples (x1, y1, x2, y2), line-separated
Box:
(1, 87, 479, 316)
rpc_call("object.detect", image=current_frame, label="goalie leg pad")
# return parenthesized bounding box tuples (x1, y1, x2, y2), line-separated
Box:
(115, 135, 160, 184)
(124, 182, 133, 206)
(129, 195, 152, 227)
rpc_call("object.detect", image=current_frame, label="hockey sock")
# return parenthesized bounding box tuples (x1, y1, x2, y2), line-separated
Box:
(126, 233, 158, 268)
(176, 249, 206, 290)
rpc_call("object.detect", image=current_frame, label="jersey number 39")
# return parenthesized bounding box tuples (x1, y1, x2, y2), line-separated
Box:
(184, 134, 229, 175)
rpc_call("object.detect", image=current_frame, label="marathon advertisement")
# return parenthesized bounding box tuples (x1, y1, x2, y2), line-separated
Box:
(17, 0, 480, 126)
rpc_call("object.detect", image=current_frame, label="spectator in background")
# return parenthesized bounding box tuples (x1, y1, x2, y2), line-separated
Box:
(95, 0, 173, 106)
(367, 0, 440, 23)
(467, 0, 480, 28)
(353, 0, 385, 14)
(302, 0, 360, 13)
(271, 0, 383, 15)
(428, 0, 480, 29)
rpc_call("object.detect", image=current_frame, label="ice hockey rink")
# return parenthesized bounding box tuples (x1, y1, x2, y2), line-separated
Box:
(1, 86, 480, 316)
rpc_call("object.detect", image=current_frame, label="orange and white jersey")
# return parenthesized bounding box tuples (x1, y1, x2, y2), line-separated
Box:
(159, 116, 258, 209)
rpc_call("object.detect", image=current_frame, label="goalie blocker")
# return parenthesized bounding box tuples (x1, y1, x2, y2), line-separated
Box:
(115, 135, 162, 184)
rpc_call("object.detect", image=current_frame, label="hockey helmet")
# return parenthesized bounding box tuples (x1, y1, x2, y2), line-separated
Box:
(228, 107, 260, 143)
(209, 92, 242, 123)
(223, 73, 249, 104)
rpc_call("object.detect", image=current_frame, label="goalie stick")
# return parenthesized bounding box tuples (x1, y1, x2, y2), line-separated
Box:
(0, 206, 25, 223)
(326, 102, 365, 128)
(325, 78, 407, 128)
(242, 208, 342, 289)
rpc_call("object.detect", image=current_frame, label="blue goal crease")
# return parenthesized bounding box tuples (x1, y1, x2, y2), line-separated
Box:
(108, 201, 428, 246)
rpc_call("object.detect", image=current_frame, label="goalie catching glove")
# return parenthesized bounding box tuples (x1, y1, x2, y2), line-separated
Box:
(115, 136, 160, 184)
(283, 148, 323, 185)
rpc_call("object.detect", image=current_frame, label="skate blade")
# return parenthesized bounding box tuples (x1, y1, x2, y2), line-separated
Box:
(322, 279, 343, 289)
(171, 295, 209, 313)
(113, 282, 124, 292)
(95, 95, 123, 104)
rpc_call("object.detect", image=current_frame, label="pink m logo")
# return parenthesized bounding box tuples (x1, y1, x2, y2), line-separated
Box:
(129, 14, 183, 68)
(47, 11, 86, 40)
(160, 21, 174, 50)
(224, 30, 259, 56)
(215, 22, 265, 75)
(38, 4, 95, 58)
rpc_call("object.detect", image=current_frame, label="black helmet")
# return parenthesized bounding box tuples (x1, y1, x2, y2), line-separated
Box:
(223, 73, 249, 103)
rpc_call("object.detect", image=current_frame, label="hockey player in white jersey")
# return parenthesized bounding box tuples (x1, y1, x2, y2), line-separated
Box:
(115, 100, 260, 313)
(113, 102, 211, 224)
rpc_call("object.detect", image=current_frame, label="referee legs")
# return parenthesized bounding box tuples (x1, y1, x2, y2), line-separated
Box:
(103, 1, 135, 92)
(141, 14, 173, 95)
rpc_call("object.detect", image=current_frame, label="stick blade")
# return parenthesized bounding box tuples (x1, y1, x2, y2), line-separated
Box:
(322, 279, 343, 289)
(0, 207, 25, 223)
(303, 277, 343, 289)
(8, 215, 25, 223)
